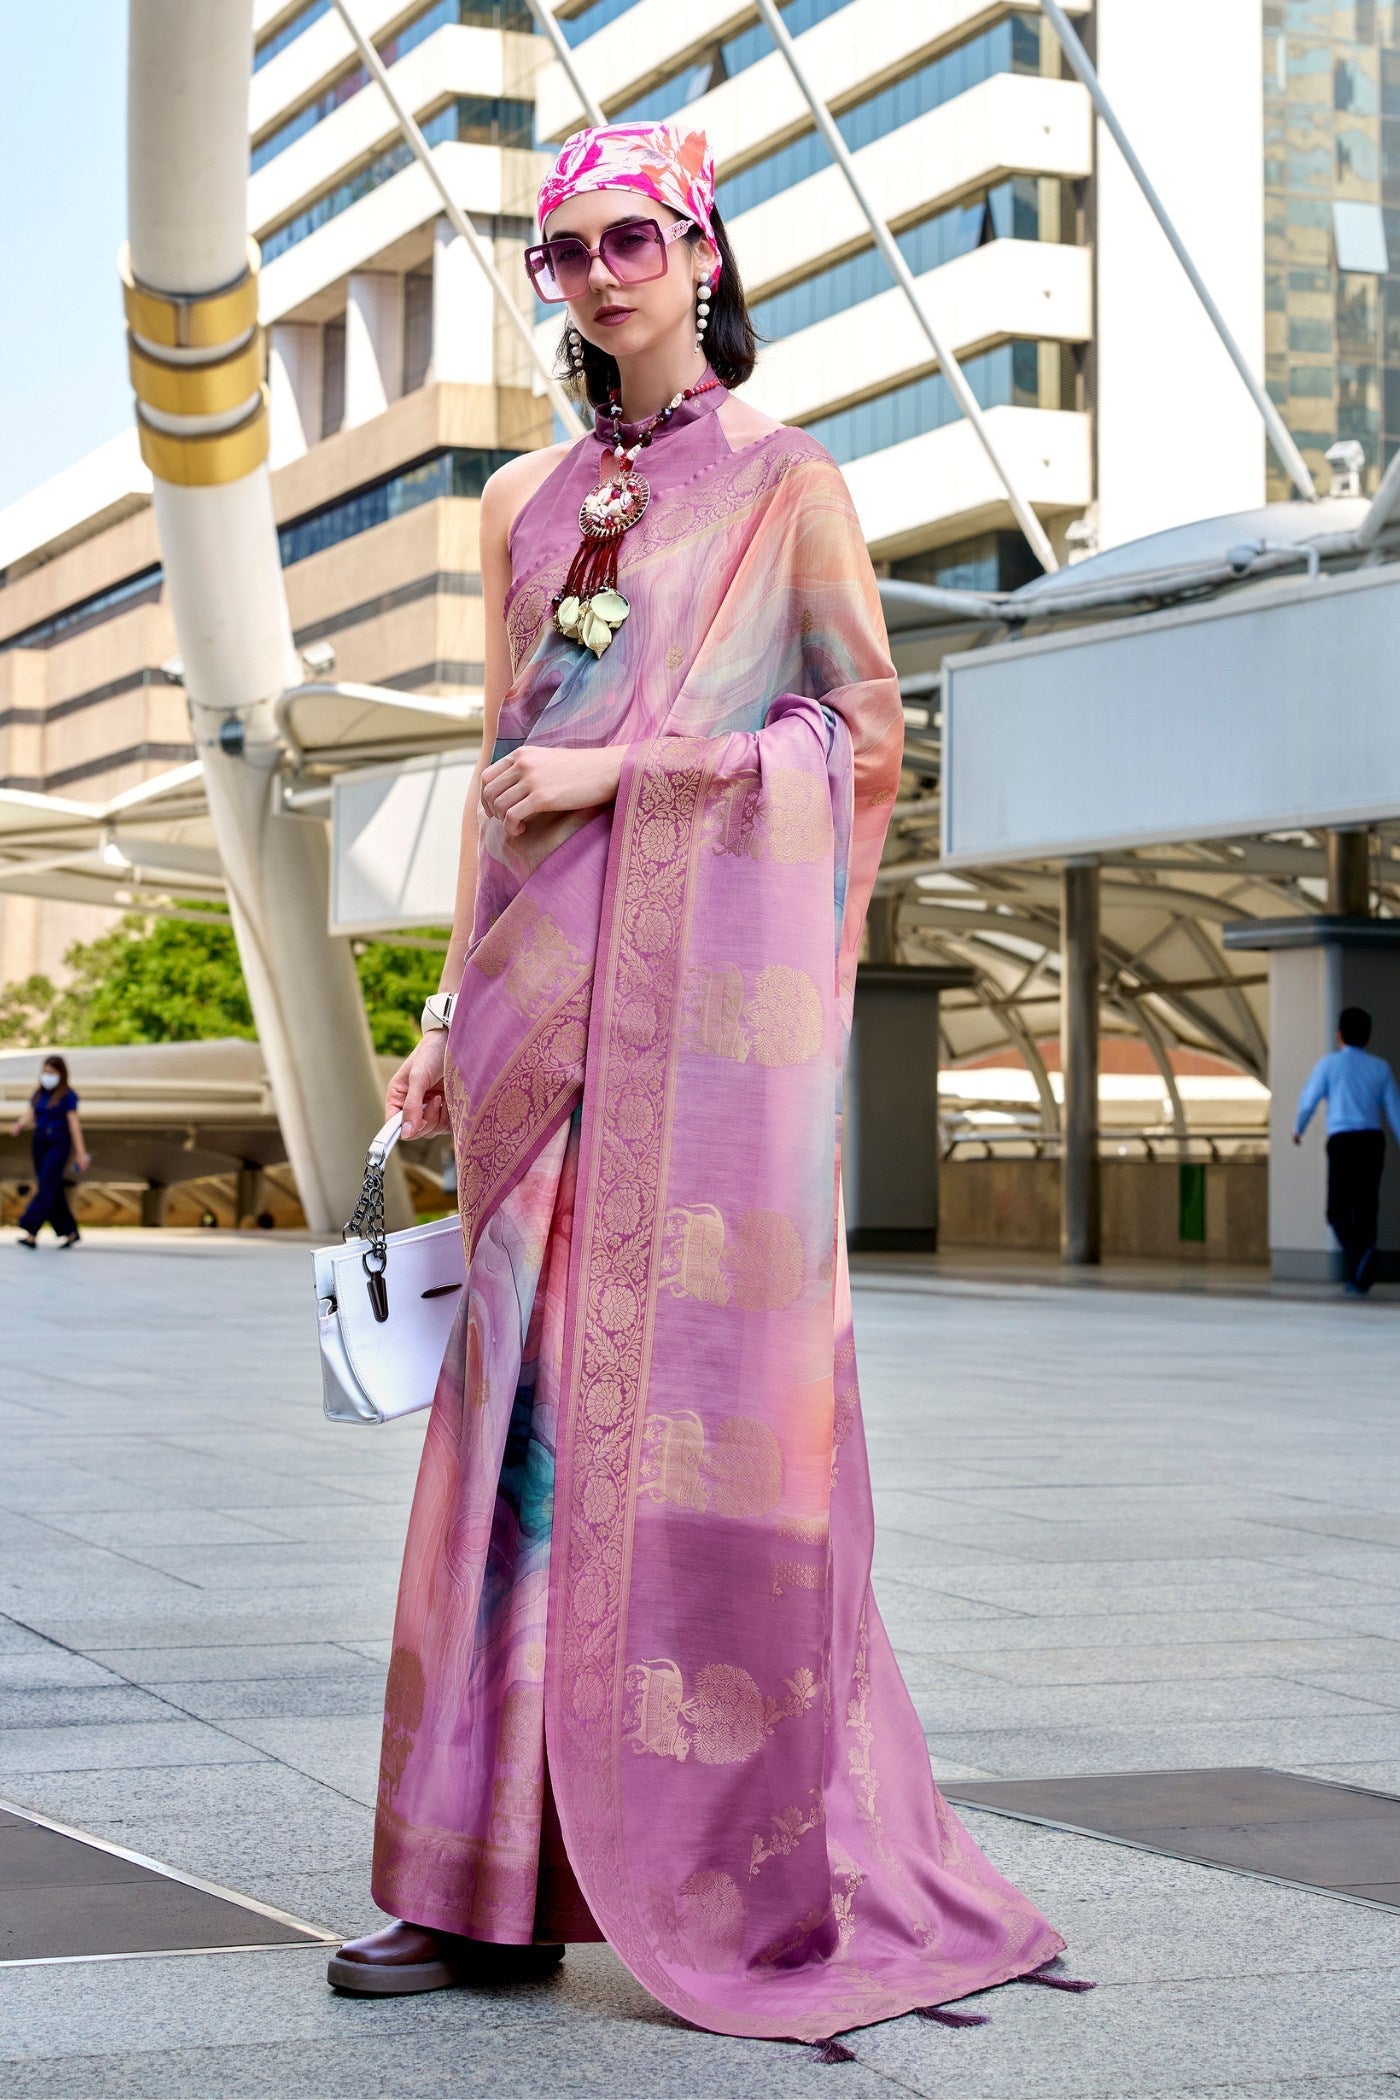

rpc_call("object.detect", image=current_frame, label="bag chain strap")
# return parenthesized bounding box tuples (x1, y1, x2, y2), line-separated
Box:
(342, 1146, 390, 1321)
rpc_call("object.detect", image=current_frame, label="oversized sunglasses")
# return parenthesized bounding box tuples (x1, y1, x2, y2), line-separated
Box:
(524, 216, 692, 303)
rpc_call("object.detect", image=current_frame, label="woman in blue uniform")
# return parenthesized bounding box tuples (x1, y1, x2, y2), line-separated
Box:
(10, 1056, 89, 1247)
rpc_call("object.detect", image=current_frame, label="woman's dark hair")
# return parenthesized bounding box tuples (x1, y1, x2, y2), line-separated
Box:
(556, 205, 759, 410)
(34, 1053, 69, 1100)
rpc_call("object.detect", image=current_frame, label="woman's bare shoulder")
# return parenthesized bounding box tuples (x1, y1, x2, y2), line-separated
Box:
(481, 441, 576, 540)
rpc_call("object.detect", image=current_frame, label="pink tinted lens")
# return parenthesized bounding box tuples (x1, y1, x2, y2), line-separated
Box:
(599, 220, 666, 283)
(526, 239, 587, 301)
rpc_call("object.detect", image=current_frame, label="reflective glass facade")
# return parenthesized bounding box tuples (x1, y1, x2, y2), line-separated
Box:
(611, 0, 852, 126)
(252, 1, 535, 171)
(750, 178, 1072, 343)
(260, 99, 535, 261)
(800, 340, 1068, 465)
(277, 449, 522, 568)
(1264, 0, 1400, 491)
(716, 12, 1048, 221)
(253, 0, 331, 73)
(560, 0, 643, 46)
(890, 531, 1042, 594)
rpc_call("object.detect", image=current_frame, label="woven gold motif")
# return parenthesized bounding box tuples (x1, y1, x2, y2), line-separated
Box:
(682, 961, 824, 1067)
(639, 1413, 784, 1517)
(660, 1204, 805, 1311)
(622, 1658, 818, 1765)
(651, 1869, 747, 1974)
(470, 894, 585, 1020)
(703, 766, 832, 864)
(451, 973, 592, 1258)
(749, 1787, 826, 1878)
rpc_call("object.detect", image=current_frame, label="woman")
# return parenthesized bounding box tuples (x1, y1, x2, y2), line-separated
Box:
(11, 1054, 88, 1248)
(331, 122, 1078, 2043)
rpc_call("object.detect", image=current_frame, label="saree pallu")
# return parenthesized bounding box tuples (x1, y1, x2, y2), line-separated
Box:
(372, 386, 1065, 2040)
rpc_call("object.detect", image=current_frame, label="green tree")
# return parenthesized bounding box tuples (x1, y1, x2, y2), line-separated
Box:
(0, 907, 446, 1056)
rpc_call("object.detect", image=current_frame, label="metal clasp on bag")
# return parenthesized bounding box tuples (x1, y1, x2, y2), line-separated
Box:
(342, 1112, 403, 1325)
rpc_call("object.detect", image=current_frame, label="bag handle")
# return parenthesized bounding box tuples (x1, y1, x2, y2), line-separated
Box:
(341, 1110, 405, 1323)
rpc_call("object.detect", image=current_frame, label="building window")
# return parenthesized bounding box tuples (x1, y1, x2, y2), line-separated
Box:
(253, 0, 332, 73)
(609, 0, 853, 128)
(797, 340, 1063, 466)
(251, 0, 537, 170)
(321, 317, 346, 438)
(890, 531, 1041, 595)
(716, 11, 1046, 221)
(750, 178, 1072, 343)
(1, 566, 163, 653)
(559, 0, 644, 45)
(277, 447, 522, 567)
(259, 101, 536, 263)
(403, 270, 434, 393)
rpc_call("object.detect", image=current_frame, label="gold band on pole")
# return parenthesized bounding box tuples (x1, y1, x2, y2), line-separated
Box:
(128, 333, 266, 417)
(136, 388, 271, 487)
(119, 238, 262, 351)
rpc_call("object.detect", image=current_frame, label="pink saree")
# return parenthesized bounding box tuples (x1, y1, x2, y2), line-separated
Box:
(371, 378, 1065, 2040)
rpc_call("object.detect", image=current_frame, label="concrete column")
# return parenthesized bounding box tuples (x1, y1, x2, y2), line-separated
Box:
(1327, 828, 1370, 917)
(427, 217, 494, 386)
(235, 1160, 266, 1224)
(1224, 916, 1400, 1281)
(844, 963, 974, 1251)
(1061, 859, 1102, 1264)
(267, 322, 322, 467)
(344, 271, 404, 427)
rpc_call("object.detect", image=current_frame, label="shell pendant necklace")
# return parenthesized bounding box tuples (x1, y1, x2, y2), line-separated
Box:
(553, 377, 718, 658)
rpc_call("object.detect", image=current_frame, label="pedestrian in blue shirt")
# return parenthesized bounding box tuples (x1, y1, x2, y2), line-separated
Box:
(9, 1055, 89, 1248)
(1293, 1006, 1400, 1294)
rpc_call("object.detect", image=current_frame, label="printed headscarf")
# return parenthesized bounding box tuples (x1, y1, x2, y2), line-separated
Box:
(537, 121, 721, 288)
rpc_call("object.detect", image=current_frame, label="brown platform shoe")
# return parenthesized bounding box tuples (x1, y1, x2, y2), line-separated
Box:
(327, 1920, 565, 1996)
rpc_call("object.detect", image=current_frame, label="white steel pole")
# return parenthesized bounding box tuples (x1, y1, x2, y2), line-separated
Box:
(127, 0, 411, 1233)
(520, 0, 607, 127)
(1038, 0, 1318, 504)
(329, 0, 585, 436)
(752, 0, 1060, 573)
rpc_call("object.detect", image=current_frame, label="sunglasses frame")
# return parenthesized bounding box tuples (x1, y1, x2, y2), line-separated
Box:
(524, 215, 693, 303)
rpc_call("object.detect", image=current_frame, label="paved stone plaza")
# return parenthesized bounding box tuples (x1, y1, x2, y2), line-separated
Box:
(2, 1231, 1399, 2097)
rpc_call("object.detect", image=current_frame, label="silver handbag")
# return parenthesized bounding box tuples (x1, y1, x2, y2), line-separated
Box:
(313, 1112, 465, 1424)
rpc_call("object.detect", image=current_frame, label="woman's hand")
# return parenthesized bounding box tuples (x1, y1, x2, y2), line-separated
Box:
(386, 1031, 450, 1141)
(74, 1149, 91, 1173)
(480, 744, 625, 837)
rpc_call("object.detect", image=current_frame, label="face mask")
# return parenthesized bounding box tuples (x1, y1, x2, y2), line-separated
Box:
(38, 1072, 59, 1090)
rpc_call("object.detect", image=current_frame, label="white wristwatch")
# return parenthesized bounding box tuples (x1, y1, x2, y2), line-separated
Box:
(420, 991, 457, 1035)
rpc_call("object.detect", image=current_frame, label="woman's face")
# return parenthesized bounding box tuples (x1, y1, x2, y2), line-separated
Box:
(542, 191, 714, 364)
(38, 1065, 60, 1090)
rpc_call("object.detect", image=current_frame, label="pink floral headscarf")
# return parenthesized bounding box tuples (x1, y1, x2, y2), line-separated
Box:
(537, 121, 722, 288)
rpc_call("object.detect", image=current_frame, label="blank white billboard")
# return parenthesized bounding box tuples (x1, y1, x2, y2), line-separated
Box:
(330, 749, 473, 934)
(942, 563, 1400, 867)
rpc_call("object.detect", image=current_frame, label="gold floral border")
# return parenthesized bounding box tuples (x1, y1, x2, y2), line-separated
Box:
(451, 973, 592, 1258)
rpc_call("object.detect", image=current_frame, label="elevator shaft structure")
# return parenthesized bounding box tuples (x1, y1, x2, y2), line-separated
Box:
(126, 0, 409, 1233)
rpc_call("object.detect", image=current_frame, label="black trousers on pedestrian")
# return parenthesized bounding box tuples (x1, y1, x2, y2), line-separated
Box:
(1326, 1129, 1384, 1283)
(20, 1137, 78, 1239)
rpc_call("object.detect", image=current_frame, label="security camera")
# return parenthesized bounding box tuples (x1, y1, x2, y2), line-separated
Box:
(1324, 440, 1365, 497)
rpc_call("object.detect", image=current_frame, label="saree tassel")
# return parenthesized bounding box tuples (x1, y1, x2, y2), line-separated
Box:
(915, 2004, 991, 2028)
(811, 2038, 858, 2064)
(1019, 1959, 1096, 1993)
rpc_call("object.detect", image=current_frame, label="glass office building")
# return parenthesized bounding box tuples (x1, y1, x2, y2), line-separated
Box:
(1264, 0, 1400, 493)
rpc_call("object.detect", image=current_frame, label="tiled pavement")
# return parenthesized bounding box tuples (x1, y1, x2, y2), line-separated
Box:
(2, 1229, 1399, 2097)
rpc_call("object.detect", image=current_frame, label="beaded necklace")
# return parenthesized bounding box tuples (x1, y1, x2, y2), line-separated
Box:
(552, 377, 719, 658)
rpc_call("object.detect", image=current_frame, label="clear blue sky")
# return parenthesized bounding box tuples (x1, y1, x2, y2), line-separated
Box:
(0, 7, 132, 511)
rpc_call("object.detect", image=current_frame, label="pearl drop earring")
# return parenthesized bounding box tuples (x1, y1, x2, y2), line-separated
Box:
(695, 281, 712, 351)
(565, 323, 584, 373)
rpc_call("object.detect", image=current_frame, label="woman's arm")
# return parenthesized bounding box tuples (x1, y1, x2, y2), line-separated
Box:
(8, 1105, 33, 1137)
(387, 444, 570, 1139)
(67, 1107, 90, 1172)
